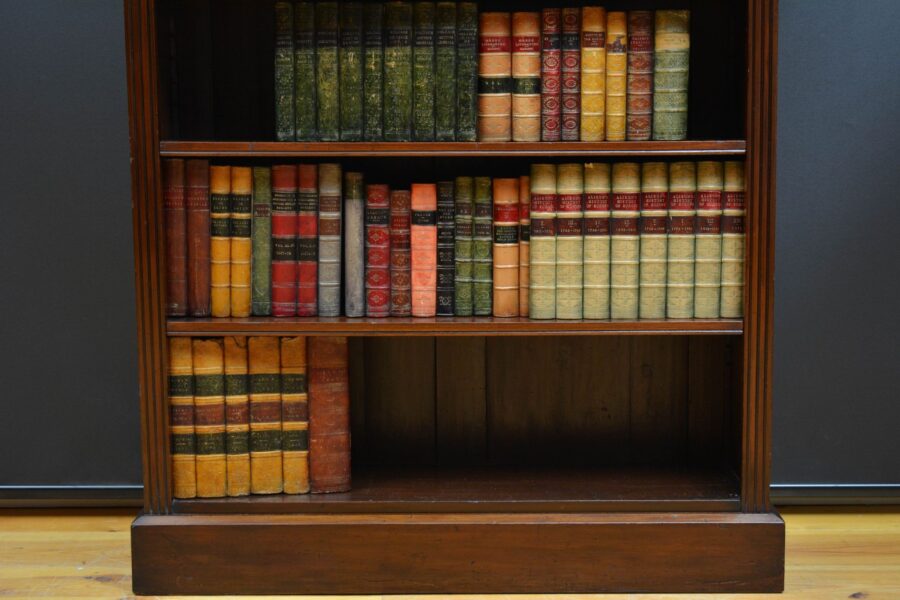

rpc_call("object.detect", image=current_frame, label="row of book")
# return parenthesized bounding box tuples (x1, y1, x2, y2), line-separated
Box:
(169, 335, 350, 499)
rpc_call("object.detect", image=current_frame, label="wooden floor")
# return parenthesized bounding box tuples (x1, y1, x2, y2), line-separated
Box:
(0, 507, 897, 598)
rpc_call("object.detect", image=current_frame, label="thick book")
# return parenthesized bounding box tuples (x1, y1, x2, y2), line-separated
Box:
(518, 175, 531, 317)
(230, 167, 253, 318)
(363, 3, 384, 141)
(455, 2, 478, 141)
(556, 163, 584, 319)
(308, 336, 351, 493)
(605, 12, 627, 141)
(610, 162, 640, 319)
(339, 2, 364, 141)
(275, 1, 295, 141)
(316, 2, 340, 141)
(248, 336, 282, 494)
(413, 2, 436, 141)
(540, 8, 561, 141)
(478, 12, 512, 142)
(192, 338, 226, 498)
(721, 160, 746, 318)
(583, 162, 612, 318)
(272, 165, 299, 317)
(473, 177, 493, 315)
(390, 190, 412, 316)
(318, 163, 343, 317)
(168, 337, 195, 499)
(580, 7, 607, 141)
(294, 2, 317, 141)
(164, 159, 188, 316)
(666, 161, 697, 318)
(529, 163, 557, 319)
(411, 183, 438, 317)
(224, 336, 250, 497)
(653, 10, 690, 141)
(344, 172, 366, 317)
(186, 159, 211, 317)
(511, 12, 541, 142)
(365, 184, 392, 317)
(210, 166, 232, 317)
(560, 7, 581, 141)
(453, 176, 475, 316)
(297, 164, 319, 316)
(434, 2, 457, 141)
(695, 161, 724, 318)
(251, 167, 272, 316)
(492, 178, 519, 317)
(281, 336, 310, 494)
(627, 11, 654, 141)
(437, 181, 456, 316)
(384, 1, 414, 141)
(639, 162, 668, 319)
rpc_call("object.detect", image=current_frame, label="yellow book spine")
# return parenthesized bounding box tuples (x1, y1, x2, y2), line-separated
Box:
(639, 162, 668, 319)
(583, 162, 611, 318)
(518, 176, 531, 316)
(695, 161, 724, 318)
(168, 337, 196, 499)
(610, 162, 640, 318)
(281, 336, 310, 494)
(210, 166, 232, 317)
(192, 338, 226, 498)
(555, 163, 584, 319)
(580, 7, 607, 141)
(667, 161, 697, 318)
(721, 160, 746, 318)
(248, 336, 283, 494)
(605, 12, 627, 141)
(224, 336, 250, 497)
(230, 167, 253, 317)
(528, 164, 557, 319)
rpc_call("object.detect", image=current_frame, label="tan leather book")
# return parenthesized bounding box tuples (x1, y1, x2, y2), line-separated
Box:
(639, 162, 668, 319)
(411, 183, 438, 317)
(492, 178, 520, 317)
(528, 164, 557, 319)
(605, 12, 627, 141)
(556, 163, 584, 319)
(667, 161, 697, 318)
(518, 175, 531, 317)
(511, 12, 541, 141)
(721, 161, 746, 318)
(583, 163, 611, 318)
(168, 337, 196, 499)
(695, 161, 724, 318)
(229, 167, 252, 318)
(580, 7, 607, 141)
(210, 166, 232, 317)
(610, 162, 640, 318)
(224, 336, 250, 497)
(192, 338, 226, 498)
(248, 336, 282, 494)
(478, 12, 512, 141)
(281, 336, 309, 494)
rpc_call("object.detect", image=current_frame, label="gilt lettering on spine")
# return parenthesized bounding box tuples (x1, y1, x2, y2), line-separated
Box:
(271, 165, 299, 317)
(296, 165, 319, 316)
(192, 338, 226, 498)
(583, 163, 612, 318)
(560, 8, 581, 141)
(251, 167, 272, 316)
(294, 2, 317, 141)
(610, 162, 640, 318)
(605, 12, 627, 141)
(340, 2, 365, 141)
(639, 162, 668, 319)
(230, 168, 252, 317)
(318, 163, 343, 317)
(653, 10, 690, 140)
(518, 175, 531, 317)
(455, 2, 479, 141)
(366, 184, 392, 317)
(492, 178, 520, 317)
(210, 166, 232, 317)
(511, 12, 541, 142)
(436, 181, 456, 316)
(411, 183, 438, 317)
(721, 161, 746, 318)
(281, 336, 310, 494)
(555, 163, 584, 319)
(390, 190, 413, 316)
(666, 161, 697, 318)
(384, 2, 414, 141)
(695, 161, 724, 318)
(168, 337, 196, 499)
(473, 177, 493, 315)
(435, 2, 458, 141)
(478, 12, 512, 141)
(454, 177, 475, 315)
(529, 164, 557, 319)
(224, 336, 250, 497)
(540, 8, 562, 141)
(580, 7, 607, 141)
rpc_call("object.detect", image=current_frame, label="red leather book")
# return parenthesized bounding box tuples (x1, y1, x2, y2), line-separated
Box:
(540, 8, 562, 141)
(163, 159, 188, 316)
(296, 164, 318, 316)
(186, 159, 211, 317)
(411, 183, 438, 317)
(390, 190, 412, 316)
(560, 7, 581, 141)
(365, 184, 391, 317)
(272, 165, 299, 317)
(626, 11, 654, 140)
(308, 336, 351, 493)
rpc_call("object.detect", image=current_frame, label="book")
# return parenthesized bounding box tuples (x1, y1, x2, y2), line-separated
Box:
(308, 336, 351, 493)
(316, 1, 340, 141)
(580, 7, 606, 142)
(453, 176, 475, 316)
(529, 163, 556, 319)
(384, 1, 413, 141)
(248, 336, 282, 494)
(168, 337, 195, 499)
(478, 12, 512, 142)
(639, 162, 668, 319)
(210, 166, 232, 317)
(275, 1, 295, 141)
(556, 163, 584, 319)
(518, 175, 530, 317)
(224, 336, 250, 497)
(455, 2, 478, 141)
(434, 2, 457, 141)
(437, 180, 456, 316)
(294, 2, 317, 141)
(667, 161, 697, 318)
(281, 336, 310, 494)
(605, 12, 627, 141)
(272, 165, 299, 317)
(365, 184, 392, 317)
(411, 183, 438, 317)
(186, 159, 210, 317)
(627, 11, 653, 141)
(511, 12, 541, 142)
(540, 8, 561, 141)
(560, 7, 581, 141)
(653, 10, 690, 141)
(413, 2, 436, 141)
(339, 2, 364, 141)
(492, 178, 519, 317)
(363, 2, 384, 141)
(318, 163, 343, 317)
(721, 160, 745, 318)
(192, 338, 226, 498)
(473, 176, 493, 315)
(610, 162, 640, 319)
(390, 190, 413, 316)
(297, 164, 319, 316)
(163, 159, 187, 316)
(251, 167, 272, 316)
(230, 167, 253, 318)
(695, 161, 724, 318)
(583, 162, 612, 318)
(344, 172, 366, 317)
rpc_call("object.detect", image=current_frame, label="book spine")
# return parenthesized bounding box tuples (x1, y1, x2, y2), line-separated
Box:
(316, 1, 340, 141)
(583, 162, 611, 318)
(511, 12, 541, 142)
(473, 177, 493, 315)
(275, 1, 295, 141)
(695, 161, 724, 318)
(411, 183, 438, 316)
(272, 165, 299, 317)
(210, 166, 232, 317)
(610, 162, 640, 318)
(627, 11, 654, 141)
(560, 7, 581, 141)
(192, 338, 226, 498)
(413, 2, 436, 141)
(340, 2, 364, 141)
(297, 164, 319, 316)
(667, 161, 697, 318)
(168, 337, 196, 499)
(251, 167, 272, 316)
(434, 2, 457, 141)
(518, 175, 531, 316)
(164, 159, 188, 316)
(318, 163, 343, 317)
(453, 176, 475, 315)
(455, 2, 478, 141)
(653, 10, 690, 141)
(529, 163, 557, 319)
(186, 159, 211, 317)
(605, 12, 627, 141)
(248, 336, 282, 494)
(365, 184, 392, 317)
(281, 336, 310, 494)
(224, 336, 250, 497)
(721, 161, 746, 318)
(384, 1, 413, 141)
(294, 2, 318, 141)
(309, 336, 351, 493)
(478, 12, 512, 142)
(230, 168, 253, 317)
(363, 3, 384, 141)
(556, 163, 584, 319)
(639, 162, 668, 319)
(580, 7, 606, 142)
(437, 180, 456, 315)
(344, 172, 366, 317)
(492, 178, 519, 317)
(390, 190, 412, 316)
(540, 8, 561, 141)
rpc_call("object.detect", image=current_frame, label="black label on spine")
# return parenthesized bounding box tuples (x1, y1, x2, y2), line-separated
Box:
(211, 193, 230, 213)
(519, 223, 530, 241)
(272, 191, 297, 212)
(513, 77, 541, 95)
(493, 224, 519, 244)
(231, 218, 251, 238)
(478, 77, 512, 94)
(211, 217, 230, 237)
(297, 238, 318, 261)
(366, 207, 390, 225)
(273, 238, 297, 260)
(411, 210, 437, 226)
(231, 195, 251, 214)
(387, 28, 412, 47)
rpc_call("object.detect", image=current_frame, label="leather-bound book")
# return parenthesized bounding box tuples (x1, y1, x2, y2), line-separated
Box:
(344, 172, 366, 317)
(580, 7, 606, 141)
(453, 177, 475, 315)
(309, 336, 351, 493)
(164, 159, 188, 316)
(192, 338, 226, 498)
(363, 2, 384, 141)
(384, 1, 413, 141)
(340, 2, 364, 141)
(413, 2, 436, 141)
(605, 12, 627, 141)
(210, 166, 232, 317)
(511, 12, 541, 142)
(529, 164, 556, 319)
(251, 167, 272, 316)
(318, 163, 343, 317)
(540, 8, 561, 141)
(583, 163, 612, 318)
(721, 161, 746, 318)
(560, 7, 581, 141)
(473, 177, 493, 315)
(437, 181, 456, 316)
(653, 10, 690, 141)
(224, 336, 250, 497)
(275, 2, 295, 141)
(390, 190, 412, 316)
(666, 161, 697, 318)
(294, 2, 317, 141)
(478, 12, 512, 142)
(610, 162, 640, 319)
(186, 159, 211, 317)
(230, 168, 252, 318)
(695, 161, 724, 318)
(455, 2, 478, 141)
(411, 183, 438, 317)
(556, 163, 584, 319)
(518, 176, 530, 317)
(639, 162, 668, 319)
(168, 337, 195, 499)
(272, 165, 299, 317)
(248, 336, 282, 494)
(435, 2, 457, 141)
(316, 2, 340, 141)
(365, 184, 391, 317)
(492, 178, 519, 317)
(627, 11, 653, 141)
(297, 165, 319, 316)
(281, 336, 310, 494)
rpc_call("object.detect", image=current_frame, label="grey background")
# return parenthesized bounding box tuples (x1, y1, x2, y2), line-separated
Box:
(0, 0, 897, 498)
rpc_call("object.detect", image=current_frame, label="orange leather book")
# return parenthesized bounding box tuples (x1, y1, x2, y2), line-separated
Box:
(229, 167, 253, 318)
(281, 336, 310, 494)
(511, 12, 541, 141)
(192, 338, 226, 498)
(410, 183, 438, 317)
(224, 336, 250, 497)
(209, 166, 232, 317)
(168, 337, 196, 499)
(493, 178, 520, 317)
(478, 12, 512, 141)
(518, 175, 531, 316)
(309, 336, 351, 493)
(248, 336, 283, 494)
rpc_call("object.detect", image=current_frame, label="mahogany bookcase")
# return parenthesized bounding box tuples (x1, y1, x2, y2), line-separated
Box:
(126, 0, 782, 594)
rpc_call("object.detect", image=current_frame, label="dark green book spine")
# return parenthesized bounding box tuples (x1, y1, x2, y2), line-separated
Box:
(294, 2, 317, 141)
(454, 176, 474, 315)
(363, 3, 384, 140)
(251, 167, 272, 316)
(384, 1, 413, 141)
(340, 2, 364, 141)
(455, 2, 478, 141)
(434, 2, 457, 141)
(316, 2, 340, 141)
(275, 2, 295, 141)
(412, 2, 436, 141)
(473, 176, 493, 315)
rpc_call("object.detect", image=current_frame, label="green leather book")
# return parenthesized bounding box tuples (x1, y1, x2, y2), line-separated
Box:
(340, 2, 364, 141)
(363, 3, 385, 140)
(653, 10, 690, 141)
(316, 2, 340, 141)
(473, 176, 493, 316)
(274, 1, 295, 141)
(413, 2, 436, 141)
(384, 2, 413, 141)
(454, 176, 474, 315)
(293, 2, 317, 141)
(434, 2, 457, 140)
(251, 167, 272, 316)
(455, 2, 478, 141)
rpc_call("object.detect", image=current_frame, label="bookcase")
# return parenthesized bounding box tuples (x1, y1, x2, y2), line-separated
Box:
(127, 0, 782, 594)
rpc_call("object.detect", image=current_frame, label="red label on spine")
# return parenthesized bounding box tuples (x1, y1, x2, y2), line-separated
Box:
(557, 193, 583, 212)
(530, 193, 557, 212)
(611, 217, 639, 235)
(584, 217, 610, 235)
(556, 217, 583, 236)
(696, 215, 722, 235)
(641, 216, 667, 234)
(669, 215, 696, 234)
(641, 191, 667, 211)
(530, 217, 556, 236)
(480, 36, 511, 53)
(698, 190, 723, 211)
(724, 191, 745, 210)
(513, 36, 540, 52)
(612, 192, 640, 211)
(669, 191, 696, 210)
(722, 214, 745, 234)
(585, 192, 610, 211)
(493, 204, 519, 223)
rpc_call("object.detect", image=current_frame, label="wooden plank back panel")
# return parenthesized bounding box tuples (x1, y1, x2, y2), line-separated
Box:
(435, 338, 488, 464)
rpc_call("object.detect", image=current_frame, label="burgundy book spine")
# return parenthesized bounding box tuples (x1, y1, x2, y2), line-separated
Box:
(297, 164, 319, 316)
(365, 184, 392, 317)
(308, 336, 351, 493)
(560, 7, 581, 141)
(186, 159, 211, 317)
(626, 10, 654, 140)
(390, 190, 412, 316)
(540, 8, 561, 141)
(163, 159, 188, 316)
(272, 165, 299, 316)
